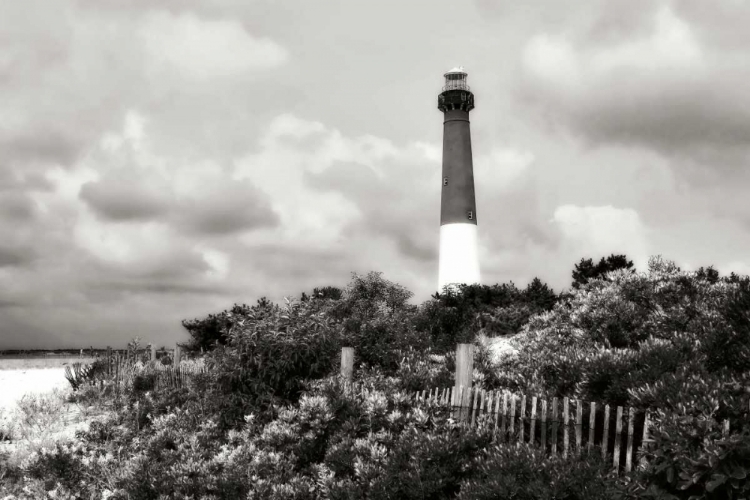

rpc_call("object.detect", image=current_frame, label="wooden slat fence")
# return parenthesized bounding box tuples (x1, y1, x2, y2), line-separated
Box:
(409, 385, 731, 475)
(101, 354, 207, 392)
(411, 386, 647, 474)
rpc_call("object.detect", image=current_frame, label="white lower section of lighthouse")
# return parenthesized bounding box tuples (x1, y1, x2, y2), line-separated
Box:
(438, 223, 480, 292)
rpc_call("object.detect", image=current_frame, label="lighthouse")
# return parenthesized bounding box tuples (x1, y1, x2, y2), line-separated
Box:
(437, 67, 480, 292)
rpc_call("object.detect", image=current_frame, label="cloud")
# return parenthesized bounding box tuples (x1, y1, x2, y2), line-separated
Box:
(138, 11, 288, 80)
(2, 0, 750, 350)
(0, 192, 36, 222)
(551, 204, 650, 269)
(519, 4, 750, 156)
(174, 180, 280, 235)
(0, 246, 33, 268)
(79, 177, 170, 222)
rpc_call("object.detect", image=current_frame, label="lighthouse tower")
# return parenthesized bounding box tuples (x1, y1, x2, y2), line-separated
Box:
(437, 67, 480, 292)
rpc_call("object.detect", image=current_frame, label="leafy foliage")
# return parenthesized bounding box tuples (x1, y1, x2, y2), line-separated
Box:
(5, 261, 750, 499)
(572, 253, 635, 289)
(458, 444, 619, 499)
(624, 412, 750, 499)
(181, 301, 270, 353)
(416, 279, 557, 351)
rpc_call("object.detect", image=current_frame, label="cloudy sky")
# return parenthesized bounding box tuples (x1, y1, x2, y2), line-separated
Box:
(1, 0, 749, 349)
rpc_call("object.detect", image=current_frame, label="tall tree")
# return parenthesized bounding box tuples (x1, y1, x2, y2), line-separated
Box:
(523, 277, 557, 311)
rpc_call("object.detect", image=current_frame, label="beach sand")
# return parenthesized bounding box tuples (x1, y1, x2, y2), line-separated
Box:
(0, 367, 70, 413)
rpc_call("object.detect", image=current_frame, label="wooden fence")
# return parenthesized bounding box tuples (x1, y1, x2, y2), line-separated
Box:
(411, 385, 650, 474)
(104, 355, 206, 392)
(339, 343, 738, 475)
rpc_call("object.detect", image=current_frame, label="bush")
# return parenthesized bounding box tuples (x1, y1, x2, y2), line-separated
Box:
(207, 298, 342, 429)
(626, 412, 750, 499)
(458, 443, 621, 499)
(9, 263, 750, 499)
(132, 372, 157, 393)
(498, 257, 749, 406)
(181, 301, 268, 353)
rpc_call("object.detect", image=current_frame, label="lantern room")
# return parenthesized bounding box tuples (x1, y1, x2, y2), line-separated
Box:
(443, 67, 469, 92)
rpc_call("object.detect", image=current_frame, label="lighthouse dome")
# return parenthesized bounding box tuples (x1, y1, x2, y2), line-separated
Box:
(444, 66, 466, 76)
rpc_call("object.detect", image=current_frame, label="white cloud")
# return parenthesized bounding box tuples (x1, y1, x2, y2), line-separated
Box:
(522, 5, 705, 102)
(517, 4, 750, 154)
(201, 248, 230, 280)
(475, 147, 535, 190)
(719, 261, 750, 278)
(138, 11, 288, 80)
(552, 205, 650, 269)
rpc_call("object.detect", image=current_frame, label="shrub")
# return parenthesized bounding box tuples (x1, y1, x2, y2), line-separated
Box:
(499, 257, 749, 406)
(181, 301, 268, 353)
(703, 280, 750, 373)
(207, 297, 342, 429)
(571, 253, 635, 289)
(132, 372, 157, 393)
(458, 443, 621, 499)
(415, 281, 544, 350)
(626, 411, 750, 499)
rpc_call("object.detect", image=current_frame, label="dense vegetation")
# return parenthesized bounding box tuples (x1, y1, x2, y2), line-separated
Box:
(2, 256, 750, 499)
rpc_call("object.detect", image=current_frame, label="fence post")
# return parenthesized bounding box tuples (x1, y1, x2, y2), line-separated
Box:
(150, 344, 156, 362)
(541, 399, 548, 452)
(613, 406, 623, 472)
(602, 404, 610, 459)
(454, 343, 474, 422)
(174, 345, 181, 365)
(625, 407, 635, 473)
(639, 412, 650, 470)
(340, 347, 354, 382)
(588, 402, 596, 454)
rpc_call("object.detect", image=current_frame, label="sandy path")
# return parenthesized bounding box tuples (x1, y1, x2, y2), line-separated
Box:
(0, 368, 70, 413)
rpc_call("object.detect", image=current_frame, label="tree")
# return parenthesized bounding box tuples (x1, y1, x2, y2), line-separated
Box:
(523, 277, 557, 311)
(571, 254, 635, 289)
(312, 286, 343, 301)
(695, 266, 720, 283)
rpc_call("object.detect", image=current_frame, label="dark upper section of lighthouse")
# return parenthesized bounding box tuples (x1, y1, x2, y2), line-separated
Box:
(438, 68, 475, 113)
(439, 67, 477, 226)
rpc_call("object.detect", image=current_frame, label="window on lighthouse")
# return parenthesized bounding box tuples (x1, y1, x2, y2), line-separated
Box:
(443, 178, 448, 186)
(468, 211, 473, 220)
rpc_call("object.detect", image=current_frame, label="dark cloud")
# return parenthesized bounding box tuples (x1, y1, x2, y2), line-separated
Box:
(394, 233, 438, 262)
(89, 280, 230, 297)
(522, 81, 750, 154)
(516, 2, 750, 161)
(80, 179, 170, 222)
(0, 193, 36, 221)
(175, 180, 280, 235)
(0, 245, 33, 268)
(0, 131, 82, 166)
(0, 312, 60, 349)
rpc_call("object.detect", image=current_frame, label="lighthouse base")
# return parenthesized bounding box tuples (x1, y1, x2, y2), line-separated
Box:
(438, 223, 480, 293)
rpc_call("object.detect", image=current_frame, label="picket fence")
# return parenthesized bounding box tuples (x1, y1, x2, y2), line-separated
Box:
(101, 355, 207, 392)
(337, 345, 739, 476)
(410, 385, 657, 474)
